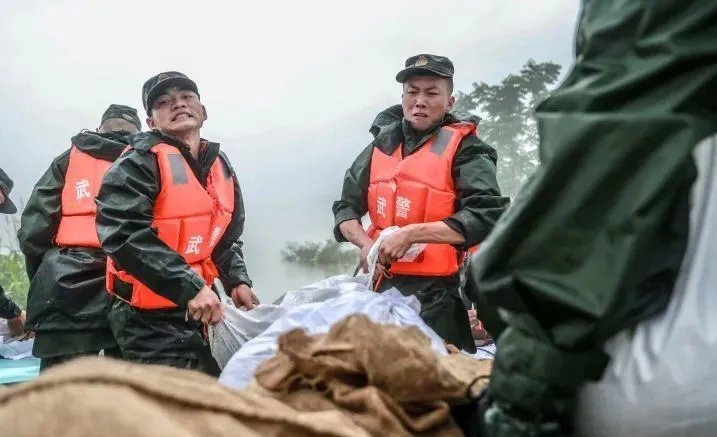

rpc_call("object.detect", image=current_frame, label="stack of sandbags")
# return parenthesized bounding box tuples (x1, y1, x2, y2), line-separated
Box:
(250, 314, 491, 436)
(0, 315, 491, 437)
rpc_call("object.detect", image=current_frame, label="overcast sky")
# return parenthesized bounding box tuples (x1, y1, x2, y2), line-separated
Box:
(0, 0, 581, 299)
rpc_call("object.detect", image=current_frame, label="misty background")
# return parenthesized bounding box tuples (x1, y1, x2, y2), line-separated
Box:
(0, 1, 580, 303)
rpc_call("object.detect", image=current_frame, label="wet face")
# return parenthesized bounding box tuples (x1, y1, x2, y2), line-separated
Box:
(146, 86, 206, 137)
(402, 76, 455, 132)
(98, 118, 140, 134)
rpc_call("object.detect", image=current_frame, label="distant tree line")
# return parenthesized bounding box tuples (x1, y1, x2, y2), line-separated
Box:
(281, 238, 358, 270)
(454, 59, 561, 197)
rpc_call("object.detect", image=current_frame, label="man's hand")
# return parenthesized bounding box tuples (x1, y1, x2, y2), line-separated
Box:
(0, 190, 5, 205)
(372, 262, 388, 284)
(231, 284, 260, 311)
(358, 242, 388, 287)
(469, 309, 491, 342)
(359, 243, 373, 273)
(7, 311, 26, 337)
(339, 220, 375, 273)
(187, 285, 222, 325)
(378, 227, 414, 265)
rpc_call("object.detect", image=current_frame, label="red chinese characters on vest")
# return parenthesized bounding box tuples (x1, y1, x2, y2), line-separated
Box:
(106, 143, 235, 310)
(367, 122, 476, 276)
(56, 146, 114, 248)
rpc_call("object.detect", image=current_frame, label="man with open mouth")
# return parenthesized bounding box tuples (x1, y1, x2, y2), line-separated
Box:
(95, 72, 258, 375)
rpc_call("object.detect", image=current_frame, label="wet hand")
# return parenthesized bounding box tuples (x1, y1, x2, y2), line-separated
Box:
(231, 284, 260, 311)
(373, 262, 388, 283)
(469, 309, 491, 341)
(378, 228, 413, 265)
(7, 311, 26, 338)
(359, 244, 372, 273)
(187, 285, 222, 325)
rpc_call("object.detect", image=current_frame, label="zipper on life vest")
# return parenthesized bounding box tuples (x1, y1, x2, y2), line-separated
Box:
(204, 171, 226, 249)
(205, 171, 222, 213)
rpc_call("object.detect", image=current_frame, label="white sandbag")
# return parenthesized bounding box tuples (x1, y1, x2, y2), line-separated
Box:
(218, 286, 448, 391)
(209, 274, 369, 369)
(576, 135, 717, 437)
(210, 231, 426, 369)
(0, 320, 34, 360)
(0, 338, 34, 360)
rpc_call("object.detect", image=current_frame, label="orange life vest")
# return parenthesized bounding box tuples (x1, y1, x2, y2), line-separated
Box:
(55, 146, 114, 248)
(367, 122, 476, 276)
(106, 143, 235, 310)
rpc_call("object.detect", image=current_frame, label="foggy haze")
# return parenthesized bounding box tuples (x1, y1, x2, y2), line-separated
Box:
(0, 0, 580, 301)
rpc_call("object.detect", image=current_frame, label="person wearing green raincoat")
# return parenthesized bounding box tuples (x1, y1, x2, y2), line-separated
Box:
(467, 1, 717, 435)
(95, 72, 258, 376)
(18, 105, 141, 371)
(333, 55, 509, 353)
(0, 168, 26, 338)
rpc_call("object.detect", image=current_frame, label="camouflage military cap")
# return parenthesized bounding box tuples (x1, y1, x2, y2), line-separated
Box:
(396, 54, 454, 83)
(142, 71, 200, 115)
(101, 104, 141, 130)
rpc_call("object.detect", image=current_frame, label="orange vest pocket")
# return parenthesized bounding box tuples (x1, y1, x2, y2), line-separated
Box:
(153, 219, 181, 253)
(394, 181, 428, 227)
(56, 215, 102, 248)
(424, 189, 456, 222)
(368, 181, 396, 229)
(177, 214, 213, 262)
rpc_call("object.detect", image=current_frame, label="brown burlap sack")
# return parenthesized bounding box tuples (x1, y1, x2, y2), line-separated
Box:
(254, 314, 492, 437)
(0, 357, 369, 437)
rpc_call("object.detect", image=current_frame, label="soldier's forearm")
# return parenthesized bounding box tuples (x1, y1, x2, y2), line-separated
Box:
(404, 221, 465, 245)
(338, 219, 373, 249)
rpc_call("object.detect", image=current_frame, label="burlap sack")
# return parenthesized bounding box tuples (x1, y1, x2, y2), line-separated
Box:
(0, 315, 491, 437)
(0, 357, 368, 437)
(254, 314, 492, 437)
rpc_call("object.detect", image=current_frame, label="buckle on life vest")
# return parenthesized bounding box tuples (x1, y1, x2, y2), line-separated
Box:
(113, 278, 134, 305)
